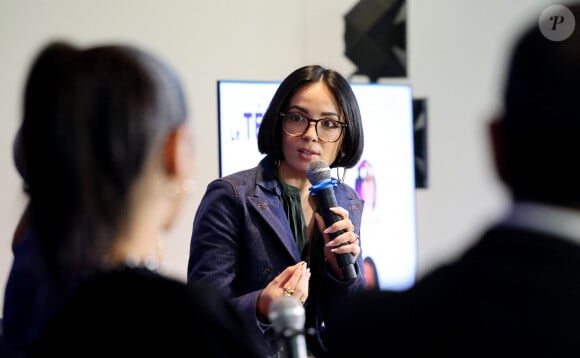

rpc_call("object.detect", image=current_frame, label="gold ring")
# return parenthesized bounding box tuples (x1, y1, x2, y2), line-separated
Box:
(283, 287, 295, 296)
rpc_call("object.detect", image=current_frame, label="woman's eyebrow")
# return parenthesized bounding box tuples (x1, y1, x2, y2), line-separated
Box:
(286, 105, 339, 117)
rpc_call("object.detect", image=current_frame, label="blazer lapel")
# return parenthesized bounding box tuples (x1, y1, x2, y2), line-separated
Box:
(247, 195, 302, 260)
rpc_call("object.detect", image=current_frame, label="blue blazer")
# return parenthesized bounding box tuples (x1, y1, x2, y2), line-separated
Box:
(187, 156, 366, 357)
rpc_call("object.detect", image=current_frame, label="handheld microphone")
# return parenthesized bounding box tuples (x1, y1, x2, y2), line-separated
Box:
(268, 295, 308, 358)
(307, 160, 357, 280)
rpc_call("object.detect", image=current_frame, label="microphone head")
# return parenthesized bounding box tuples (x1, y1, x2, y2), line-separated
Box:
(306, 160, 331, 185)
(268, 295, 305, 334)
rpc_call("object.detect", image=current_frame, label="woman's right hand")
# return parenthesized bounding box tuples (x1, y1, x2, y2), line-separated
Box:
(257, 261, 311, 320)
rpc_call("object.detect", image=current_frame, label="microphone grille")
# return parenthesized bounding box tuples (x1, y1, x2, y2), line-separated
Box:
(306, 160, 331, 184)
(268, 296, 305, 333)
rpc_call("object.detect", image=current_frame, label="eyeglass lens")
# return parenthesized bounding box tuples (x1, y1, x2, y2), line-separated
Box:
(283, 113, 344, 142)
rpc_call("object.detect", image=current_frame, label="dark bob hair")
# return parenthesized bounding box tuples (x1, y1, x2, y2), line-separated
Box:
(257, 65, 364, 169)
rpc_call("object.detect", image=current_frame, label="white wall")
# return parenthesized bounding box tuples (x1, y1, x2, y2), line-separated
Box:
(0, 0, 567, 311)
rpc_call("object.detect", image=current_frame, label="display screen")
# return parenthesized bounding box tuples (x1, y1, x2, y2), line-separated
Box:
(217, 80, 417, 291)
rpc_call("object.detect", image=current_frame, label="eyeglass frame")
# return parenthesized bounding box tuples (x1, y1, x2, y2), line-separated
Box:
(279, 112, 348, 143)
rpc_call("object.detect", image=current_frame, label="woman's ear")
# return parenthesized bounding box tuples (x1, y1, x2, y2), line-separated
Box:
(163, 124, 193, 179)
(488, 117, 508, 185)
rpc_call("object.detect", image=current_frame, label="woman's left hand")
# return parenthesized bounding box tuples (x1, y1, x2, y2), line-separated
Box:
(315, 207, 361, 280)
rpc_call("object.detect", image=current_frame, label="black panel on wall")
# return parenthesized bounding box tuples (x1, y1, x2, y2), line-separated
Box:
(344, 0, 407, 81)
(413, 98, 428, 188)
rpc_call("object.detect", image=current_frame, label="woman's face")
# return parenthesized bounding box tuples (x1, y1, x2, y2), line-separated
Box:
(281, 81, 343, 176)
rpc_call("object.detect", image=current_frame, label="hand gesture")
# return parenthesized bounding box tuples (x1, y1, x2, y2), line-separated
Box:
(257, 261, 311, 319)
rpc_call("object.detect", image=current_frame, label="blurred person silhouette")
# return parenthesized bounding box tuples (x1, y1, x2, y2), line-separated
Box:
(327, 3, 580, 357)
(187, 65, 366, 357)
(9, 128, 30, 252)
(362, 256, 380, 291)
(354, 159, 376, 212)
(2, 128, 49, 357)
(4, 41, 262, 357)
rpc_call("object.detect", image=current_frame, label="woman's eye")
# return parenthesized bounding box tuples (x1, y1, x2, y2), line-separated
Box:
(322, 119, 340, 128)
(290, 114, 305, 122)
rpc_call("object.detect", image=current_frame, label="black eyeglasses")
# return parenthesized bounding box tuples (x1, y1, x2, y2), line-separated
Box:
(280, 112, 347, 143)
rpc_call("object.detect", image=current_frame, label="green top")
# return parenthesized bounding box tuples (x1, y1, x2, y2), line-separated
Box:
(279, 180, 309, 256)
